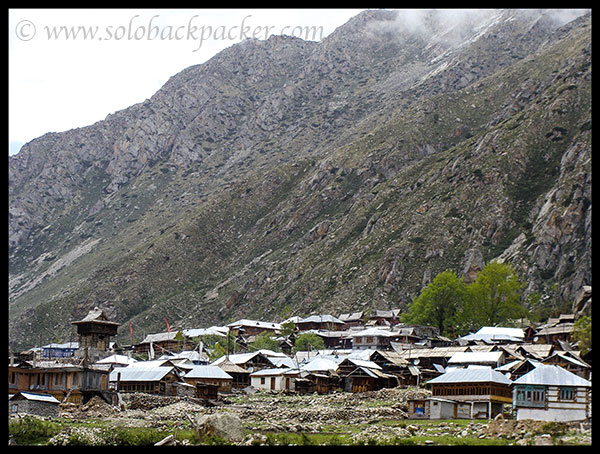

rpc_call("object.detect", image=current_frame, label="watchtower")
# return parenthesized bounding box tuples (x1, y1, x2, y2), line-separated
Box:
(71, 307, 120, 362)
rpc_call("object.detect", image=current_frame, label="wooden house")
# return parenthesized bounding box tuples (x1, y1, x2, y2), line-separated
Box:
(512, 364, 591, 422)
(495, 358, 541, 381)
(216, 358, 251, 388)
(183, 365, 233, 393)
(367, 350, 419, 385)
(542, 352, 591, 380)
(367, 309, 401, 327)
(109, 365, 181, 395)
(350, 327, 400, 350)
(8, 359, 109, 405)
(425, 366, 513, 419)
(338, 311, 364, 329)
(296, 315, 345, 332)
(211, 350, 280, 373)
(534, 314, 575, 345)
(136, 332, 184, 357)
(310, 330, 352, 349)
(447, 351, 506, 369)
(336, 357, 397, 392)
(226, 319, 281, 337)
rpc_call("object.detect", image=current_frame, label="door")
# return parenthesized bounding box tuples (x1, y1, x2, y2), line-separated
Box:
(270, 377, 276, 390)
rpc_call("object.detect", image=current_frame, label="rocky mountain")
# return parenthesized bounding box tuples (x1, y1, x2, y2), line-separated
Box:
(9, 9, 591, 349)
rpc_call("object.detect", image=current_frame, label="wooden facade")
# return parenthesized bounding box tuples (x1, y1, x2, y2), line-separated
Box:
(8, 361, 109, 404)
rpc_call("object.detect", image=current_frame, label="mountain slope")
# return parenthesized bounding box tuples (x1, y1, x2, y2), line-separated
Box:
(9, 10, 591, 349)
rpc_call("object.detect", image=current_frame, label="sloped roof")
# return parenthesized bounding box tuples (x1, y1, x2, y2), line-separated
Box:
(72, 307, 119, 326)
(109, 366, 174, 382)
(298, 315, 344, 324)
(301, 357, 339, 372)
(513, 364, 591, 387)
(184, 365, 232, 380)
(426, 366, 512, 385)
(10, 392, 61, 404)
(95, 354, 138, 365)
(448, 351, 504, 364)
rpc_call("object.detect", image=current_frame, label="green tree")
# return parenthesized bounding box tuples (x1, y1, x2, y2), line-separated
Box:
(280, 321, 296, 337)
(400, 270, 468, 337)
(464, 261, 526, 329)
(248, 332, 280, 352)
(292, 332, 325, 354)
(572, 316, 591, 355)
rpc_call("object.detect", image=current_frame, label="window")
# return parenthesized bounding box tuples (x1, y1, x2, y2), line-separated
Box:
(515, 385, 546, 408)
(559, 387, 575, 401)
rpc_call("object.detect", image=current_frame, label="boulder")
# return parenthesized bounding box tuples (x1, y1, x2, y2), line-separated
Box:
(193, 413, 245, 442)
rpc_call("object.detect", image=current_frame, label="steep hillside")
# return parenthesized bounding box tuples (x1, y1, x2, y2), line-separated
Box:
(9, 10, 591, 349)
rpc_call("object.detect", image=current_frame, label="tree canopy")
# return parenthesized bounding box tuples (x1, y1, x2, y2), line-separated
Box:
(400, 270, 467, 337)
(402, 261, 528, 337)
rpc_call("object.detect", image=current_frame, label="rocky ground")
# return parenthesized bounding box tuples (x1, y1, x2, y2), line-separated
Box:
(50, 388, 592, 446)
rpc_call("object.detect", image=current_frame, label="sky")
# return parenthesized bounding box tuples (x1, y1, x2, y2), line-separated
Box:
(8, 8, 363, 156)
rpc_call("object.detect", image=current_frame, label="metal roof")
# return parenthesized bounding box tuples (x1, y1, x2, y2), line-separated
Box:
(109, 366, 174, 382)
(184, 365, 232, 380)
(426, 366, 512, 385)
(448, 351, 503, 364)
(298, 315, 344, 324)
(10, 392, 61, 404)
(513, 364, 591, 387)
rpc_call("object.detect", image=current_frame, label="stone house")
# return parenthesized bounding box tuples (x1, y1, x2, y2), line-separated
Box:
(9, 391, 60, 418)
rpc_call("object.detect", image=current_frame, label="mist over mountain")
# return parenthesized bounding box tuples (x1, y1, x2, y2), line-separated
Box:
(9, 9, 591, 349)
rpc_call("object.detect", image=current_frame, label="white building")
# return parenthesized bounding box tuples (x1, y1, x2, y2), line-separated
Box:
(512, 364, 592, 421)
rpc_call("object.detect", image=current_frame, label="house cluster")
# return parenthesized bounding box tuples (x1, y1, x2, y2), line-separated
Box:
(9, 307, 591, 423)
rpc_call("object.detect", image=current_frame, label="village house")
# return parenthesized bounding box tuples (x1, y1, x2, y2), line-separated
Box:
(211, 350, 287, 373)
(227, 319, 281, 337)
(338, 311, 364, 329)
(512, 364, 592, 422)
(136, 332, 185, 357)
(534, 314, 575, 346)
(8, 358, 109, 405)
(366, 309, 401, 327)
(542, 351, 591, 380)
(216, 358, 251, 388)
(336, 357, 397, 392)
(249, 368, 300, 392)
(309, 330, 353, 349)
(183, 365, 233, 393)
(296, 315, 345, 332)
(109, 364, 182, 395)
(459, 326, 525, 344)
(350, 327, 401, 350)
(420, 366, 513, 419)
(447, 351, 506, 369)
(9, 391, 61, 418)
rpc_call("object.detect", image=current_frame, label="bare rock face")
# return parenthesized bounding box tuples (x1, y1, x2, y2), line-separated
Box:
(194, 413, 245, 442)
(461, 249, 485, 284)
(8, 10, 591, 348)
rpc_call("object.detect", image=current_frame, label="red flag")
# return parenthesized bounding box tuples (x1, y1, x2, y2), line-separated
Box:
(164, 318, 170, 333)
(129, 321, 133, 336)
